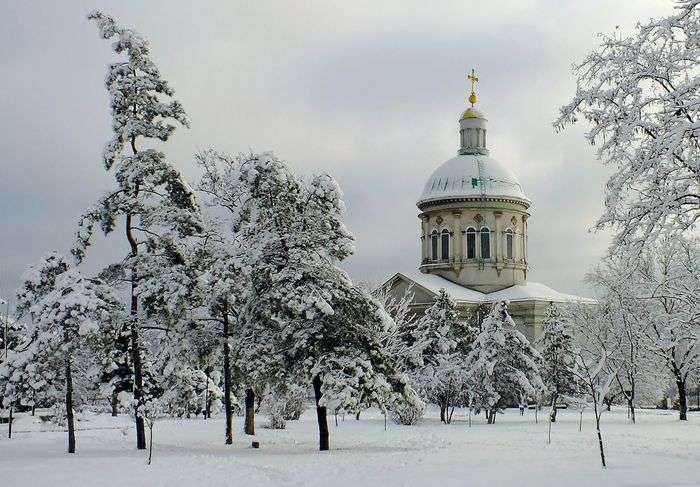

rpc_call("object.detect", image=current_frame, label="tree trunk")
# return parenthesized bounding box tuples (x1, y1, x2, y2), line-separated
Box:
(130, 311, 146, 449)
(111, 390, 118, 417)
(312, 376, 329, 451)
(593, 400, 606, 468)
(65, 355, 76, 454)
(355, 410, 361, 421)
(628, 398, 636, 424)
(548, 393, 556, 445)
(8, 405, 12, 439)
(222, 310, 233, 445)
(244, 388, 255, 435)
(440, 405, 446, 423)
(203, 365, 210, 420)
(676, 377, 688, 421)
(126, 211, 146, 450)
(147, 423, 154, 465)
(550, 392, 558, 422)
(579, 410, 583, 432)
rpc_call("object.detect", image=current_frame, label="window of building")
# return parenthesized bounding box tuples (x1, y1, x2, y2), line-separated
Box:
(466, 227, 476, 259)
(480, 227, 490, 259)
(441, 229, 450, 261)
(431, 230, 438, 261)
(505, 229, 514, 260)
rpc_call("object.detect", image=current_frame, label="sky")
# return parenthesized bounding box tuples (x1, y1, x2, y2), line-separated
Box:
(0, 0, 675, 304)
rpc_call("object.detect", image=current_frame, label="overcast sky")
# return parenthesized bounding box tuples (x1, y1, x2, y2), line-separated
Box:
(0, 0, 675, 303)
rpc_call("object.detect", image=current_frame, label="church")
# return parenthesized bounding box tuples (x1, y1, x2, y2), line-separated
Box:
(380, 70, 593, 342)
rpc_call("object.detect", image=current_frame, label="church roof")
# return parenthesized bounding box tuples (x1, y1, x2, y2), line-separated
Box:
(387, 270, 595, 305)
(417, 154, 529, 207)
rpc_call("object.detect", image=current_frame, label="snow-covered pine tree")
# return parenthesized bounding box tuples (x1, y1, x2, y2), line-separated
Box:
(0, 308, 24, 414)
(12, 252, 119, 453)
(74, 11, 203, 449)
(555, 1, 700, 247)
(413, 289, 472, 424)
(196, 242, 241, 442)
(466, 301, 543, 424)
(195, 150, 271, 439)
(203, 150, 419, 450)
(538, 303, 576, 423)
(155, 316, 222, 419)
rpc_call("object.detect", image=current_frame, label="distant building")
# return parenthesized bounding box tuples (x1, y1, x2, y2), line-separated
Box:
(381, 70, 593, 341)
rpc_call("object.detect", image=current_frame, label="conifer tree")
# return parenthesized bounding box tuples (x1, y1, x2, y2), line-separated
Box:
(466, 301, 543, 424)
(11, 253, 118, 453)
(74, 11, 203, 449)
(539, 303, 576, 423)
(413, 289, 472, 424)
(198, 150, 419, 450)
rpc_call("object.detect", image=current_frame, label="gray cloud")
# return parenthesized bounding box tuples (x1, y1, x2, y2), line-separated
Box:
(0, 0, 674, 302)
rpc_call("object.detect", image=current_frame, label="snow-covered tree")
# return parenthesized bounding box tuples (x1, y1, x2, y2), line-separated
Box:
(195, 150, 278, 438)
(194, 149, 419, 449)
(555, 0, 700, 247)
(155, 318, 222, 419)
(74, 11, 203, 449)
(635, 238, 700, 420)
(412, 289, 472, 424)
(588, 253, 662, 424)
(466, 301, 543, 424)
(195, 151, 255, 443)
(375, 284, 422, 369)
(538, 303, 576, 423)
(9, 253, 118, 453)
(569, 301, 624, 468)
(374, 285, 430, 425)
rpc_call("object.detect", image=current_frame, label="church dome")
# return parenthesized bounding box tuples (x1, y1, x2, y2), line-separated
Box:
(417, 154, 529, 207)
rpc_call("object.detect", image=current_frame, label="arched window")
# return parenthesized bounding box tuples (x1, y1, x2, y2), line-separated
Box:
(441, 229, 450, 261)
(466, 227, 476, 259)
(431, 230, 439, 261)
(505, 229, 514, 260)
(480, 227, 491, 259)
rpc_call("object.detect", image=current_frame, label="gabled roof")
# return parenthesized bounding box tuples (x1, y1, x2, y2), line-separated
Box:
(389, 270, 485, 303)
(384, 270, 595, 305)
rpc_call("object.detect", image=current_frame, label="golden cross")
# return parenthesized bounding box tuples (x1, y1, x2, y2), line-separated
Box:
(467, 68, 479, 107)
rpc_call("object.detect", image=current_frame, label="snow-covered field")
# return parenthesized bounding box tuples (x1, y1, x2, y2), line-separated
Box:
(1, 407, 699, 487)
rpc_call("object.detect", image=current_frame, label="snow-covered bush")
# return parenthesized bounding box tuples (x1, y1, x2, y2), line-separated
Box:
(390, 399, 425, 425)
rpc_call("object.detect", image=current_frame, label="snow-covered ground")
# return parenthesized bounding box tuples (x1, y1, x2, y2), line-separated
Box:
(1, 407, 699, 486)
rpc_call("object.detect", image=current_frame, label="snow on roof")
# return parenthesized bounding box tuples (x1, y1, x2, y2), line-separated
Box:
(389, 270, 595, 305)
(393, 269, 485, 303)
(417, 155, 530, 206)
(485, 281, 596, 304)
